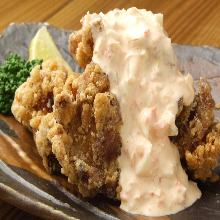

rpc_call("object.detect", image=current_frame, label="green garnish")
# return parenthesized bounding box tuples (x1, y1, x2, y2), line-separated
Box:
(0, 53, 42, 115)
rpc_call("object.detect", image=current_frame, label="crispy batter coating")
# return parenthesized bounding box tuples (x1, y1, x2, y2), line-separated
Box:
(69, 26, 93, 68)
(49, 63, 121, 197)
(185, 123, 220, 182)
(11, 60, 70, 127)
(12, 60, 122, 198)
(173, 79, 220, 181)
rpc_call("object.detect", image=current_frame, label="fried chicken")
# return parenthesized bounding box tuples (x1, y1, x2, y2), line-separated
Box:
(185, 123, 220, 182)
(12, 60, 71, 173)
(11, 18, 220, 202)
(12, 60, 122, 198)
(69, 27, 220, 182)
(173, 79, 220, 181)
(69, 27, 93, 68)
(173, 79, 215, 155)
(11, 60, 70, 127)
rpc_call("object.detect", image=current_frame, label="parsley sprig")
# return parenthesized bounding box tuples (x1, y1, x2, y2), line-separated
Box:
(0, 54, 42, 114)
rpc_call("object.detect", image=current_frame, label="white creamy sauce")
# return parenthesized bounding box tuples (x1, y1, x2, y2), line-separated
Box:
(82, 7, 201, 216)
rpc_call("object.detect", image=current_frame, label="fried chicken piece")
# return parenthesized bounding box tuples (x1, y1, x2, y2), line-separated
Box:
(12, 60, 122, 198)
(173, 79, 215, 155)
(12, 60, 75, 174)
(173, 79, 220, 181)
(47, 63, 122, 197)
(69, 26, 93, 68)
(185, 123, 220, 182)
(12, 60, 70, 127)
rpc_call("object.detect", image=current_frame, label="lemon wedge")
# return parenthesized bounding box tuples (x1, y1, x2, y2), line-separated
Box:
(29, 26, 73, 73)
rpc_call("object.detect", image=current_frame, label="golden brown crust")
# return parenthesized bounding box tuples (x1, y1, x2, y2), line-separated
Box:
(11, 60, 70, 127)
(49, 62, 122, 197)
(12, 60, 78, 174)
(12, 60, 122, 198)
(185, 123, 220, 182)
(173, 79, 220, 181)
(68, 26, 93, 68)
